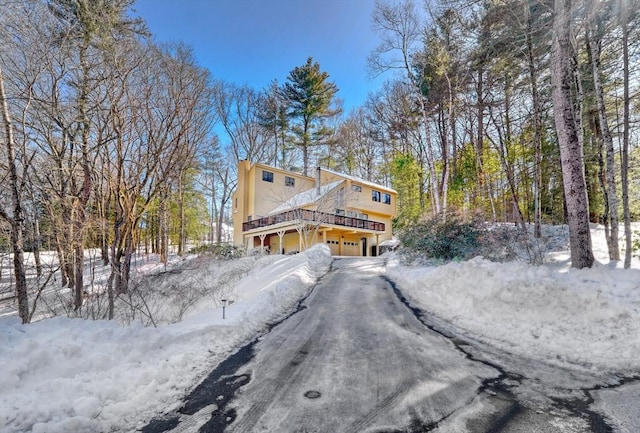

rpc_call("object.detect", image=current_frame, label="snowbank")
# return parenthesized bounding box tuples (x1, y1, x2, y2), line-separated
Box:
(0, 245, 332, 433)
(386, 226, 640, 375)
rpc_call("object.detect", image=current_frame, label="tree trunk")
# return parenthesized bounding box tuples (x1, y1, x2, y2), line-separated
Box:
(526, 3, 544, 238)
(178, 173, 185, 256)
(620, 1, 632, 269)
(0, 66, 29, 323)
(101, 193, 111, 266)
(587, 14, 620, 261)
(159, 193, 169, 265)
(550, 0, 594, 269)
(73, 43, 93, 311)
(33, 217, 42, 279)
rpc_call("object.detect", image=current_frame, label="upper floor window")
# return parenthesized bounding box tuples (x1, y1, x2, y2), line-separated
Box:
(262, 170, 274, 183)
(285, 176, 295, 187)
(351, 184, 362, 192)
(372, 190, 381, 202)
(382, 193, 391, 205)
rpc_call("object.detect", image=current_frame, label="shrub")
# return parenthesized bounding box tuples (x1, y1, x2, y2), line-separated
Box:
(398, 214, 482, 262)
(189, 243, 246, 260)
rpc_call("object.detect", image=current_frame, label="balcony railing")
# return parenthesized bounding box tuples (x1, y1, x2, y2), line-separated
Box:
(243, 208, 386, 232)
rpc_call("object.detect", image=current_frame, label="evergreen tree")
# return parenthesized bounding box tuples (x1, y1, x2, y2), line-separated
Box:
(280, 57, 341, 176)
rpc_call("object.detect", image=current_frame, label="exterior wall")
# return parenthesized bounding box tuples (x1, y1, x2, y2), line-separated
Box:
(234, 161, 314, 245)
(232, 160, 250, 245)
(345, 183, 397, 219)
(251, 165, 315, 218)
(233, 161, 398, 256)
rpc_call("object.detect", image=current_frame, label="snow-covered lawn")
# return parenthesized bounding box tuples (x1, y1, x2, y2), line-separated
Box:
(386, 224, 640, 375)
(0, 224, 638, 433)
(0, 246, 332, 433)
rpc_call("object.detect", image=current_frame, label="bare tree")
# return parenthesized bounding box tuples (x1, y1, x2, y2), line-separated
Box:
(47, 0, 146, 310)
(211, 80, 272, 164)
(103, 41, 212, 309)
(334, 108, 382, 181)
(0, 66, 29, 323)
(585, 0, 620, 261)
(370, 0, 441, 216)
(617, 0, 636, 269)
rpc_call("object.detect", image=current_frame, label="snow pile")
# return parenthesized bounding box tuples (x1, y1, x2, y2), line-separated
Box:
(0, 245, 332, 433)
(386, 225, 640, 374)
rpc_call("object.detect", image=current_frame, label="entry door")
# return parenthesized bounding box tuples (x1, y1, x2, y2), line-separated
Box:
(361, 237, 367, 257)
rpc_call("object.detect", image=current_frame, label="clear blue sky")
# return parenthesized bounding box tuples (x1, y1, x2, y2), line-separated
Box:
(133, 0, 392, 113)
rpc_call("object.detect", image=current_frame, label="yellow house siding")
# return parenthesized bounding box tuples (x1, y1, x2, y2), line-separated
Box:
(233, 161, 397, 256)
(348, 184, 396, 218)
(250, 164, 315, 217)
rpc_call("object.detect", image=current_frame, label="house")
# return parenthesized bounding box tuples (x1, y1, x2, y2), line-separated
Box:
(232, 161, 397, 256)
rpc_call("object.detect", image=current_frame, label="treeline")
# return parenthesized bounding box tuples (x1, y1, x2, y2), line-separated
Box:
(1, 0, 639, 323)
(218, 0, 640, 269)
(0, 0, 219, 322)
(344, 0, 639, 270)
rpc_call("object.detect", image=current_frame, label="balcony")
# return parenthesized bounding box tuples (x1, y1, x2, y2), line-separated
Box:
(243, 208, 386, 232)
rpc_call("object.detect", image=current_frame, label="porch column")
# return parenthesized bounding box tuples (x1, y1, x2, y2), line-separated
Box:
(258, 233, 267, 254)
(277, 230, 285, 255)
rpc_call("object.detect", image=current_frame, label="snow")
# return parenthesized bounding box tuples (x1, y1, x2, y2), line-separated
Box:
(0, 224, 639, 432)
(267, 180, 343, 215)
(0, 245, 332, 433)
(321, 167, 397, 194)
(386, 224, 640, 375)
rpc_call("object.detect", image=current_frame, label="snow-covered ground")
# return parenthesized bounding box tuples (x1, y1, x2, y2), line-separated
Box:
(0, 224, 638, 433)
(0, 246, 332, 433)
(386, 224, 640, 375)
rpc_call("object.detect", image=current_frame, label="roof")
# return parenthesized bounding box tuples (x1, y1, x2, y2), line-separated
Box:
(268, 180, 344, 215)
(321, 167, 397, 194)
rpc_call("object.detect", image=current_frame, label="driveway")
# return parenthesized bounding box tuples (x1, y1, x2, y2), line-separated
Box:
(140, 257, 622, 432)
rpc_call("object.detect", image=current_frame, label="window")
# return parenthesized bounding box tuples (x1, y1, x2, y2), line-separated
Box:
(235, 197, 238, 209)
(262, 170, 274, 183)
(351, 184, 362, 192)
(372, 190, 381, 202)
(285, 176, 295, 187)
(336, 209, 345, 216)
(382, 193, 391, 205)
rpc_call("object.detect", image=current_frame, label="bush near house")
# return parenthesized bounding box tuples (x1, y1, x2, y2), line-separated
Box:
(398, 214, 482, 262)
(189, 243, 246, 259)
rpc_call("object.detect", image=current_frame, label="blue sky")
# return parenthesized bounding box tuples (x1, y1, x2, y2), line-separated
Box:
(133, 0, 393, 113)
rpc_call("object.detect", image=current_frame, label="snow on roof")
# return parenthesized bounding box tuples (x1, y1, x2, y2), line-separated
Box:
(321, 167, 397, 194)
(268, 180, 344, 215)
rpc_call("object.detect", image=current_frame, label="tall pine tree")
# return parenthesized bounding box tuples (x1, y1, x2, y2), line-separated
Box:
(280, 57, 341, 176)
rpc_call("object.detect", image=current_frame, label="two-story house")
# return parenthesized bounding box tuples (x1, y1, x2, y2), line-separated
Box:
(232, 160, 396, 256)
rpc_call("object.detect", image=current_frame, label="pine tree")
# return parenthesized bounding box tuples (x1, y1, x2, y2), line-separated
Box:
(280, 57, 341, 176)
(550, 0, 595, 269)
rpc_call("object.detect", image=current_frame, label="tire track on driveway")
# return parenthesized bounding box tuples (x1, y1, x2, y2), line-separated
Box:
(142, 257, 611, 433)
(223, 257, 494, 433)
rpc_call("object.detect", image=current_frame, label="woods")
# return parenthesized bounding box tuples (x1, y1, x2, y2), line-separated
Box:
(1, 0, 639, 323)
